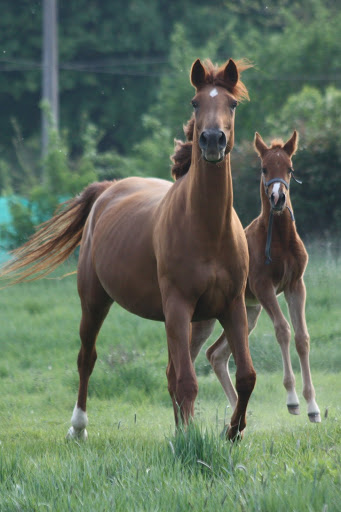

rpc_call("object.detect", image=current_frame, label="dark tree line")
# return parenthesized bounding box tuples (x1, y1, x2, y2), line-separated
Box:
(0, 0, 340, 243)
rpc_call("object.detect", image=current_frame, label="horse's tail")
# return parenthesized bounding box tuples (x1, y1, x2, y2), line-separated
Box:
(0, 180, 113, 286)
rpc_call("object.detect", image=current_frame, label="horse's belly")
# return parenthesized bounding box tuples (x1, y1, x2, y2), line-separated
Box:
(92, 228, 164, 320)
(103, 270, 164, 321)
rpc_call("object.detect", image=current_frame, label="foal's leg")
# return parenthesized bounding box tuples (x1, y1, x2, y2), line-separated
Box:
(67, 269, 112, 439)
(206, 304, 261, 411)
(218, 295, 256, 440)
(285, 279, 321, 422)
(163, 292, 198, 425)
(257, 287, 300, 415)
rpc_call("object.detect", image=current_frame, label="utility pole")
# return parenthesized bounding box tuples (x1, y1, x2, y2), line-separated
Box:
(41, 0, 59, 161)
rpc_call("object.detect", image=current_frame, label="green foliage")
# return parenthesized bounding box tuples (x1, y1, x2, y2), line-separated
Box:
(1, 0, 341, 240)
(0, 198, 35, 248)
(0, 159, 11, 195)
(0, 120, 99, 248)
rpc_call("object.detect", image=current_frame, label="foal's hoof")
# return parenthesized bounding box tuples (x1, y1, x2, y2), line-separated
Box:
(66, 426, 88, 441)
(226, 424, 244, 442)
(308, 412, 321, 423)
(287, 404, 300, 415)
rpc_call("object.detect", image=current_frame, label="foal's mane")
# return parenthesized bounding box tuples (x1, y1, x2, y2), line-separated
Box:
(171, 59, 252, 180)
(171, 117, 194, 180)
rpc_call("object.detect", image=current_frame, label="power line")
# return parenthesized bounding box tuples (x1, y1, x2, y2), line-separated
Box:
(0, 57, 340, 81)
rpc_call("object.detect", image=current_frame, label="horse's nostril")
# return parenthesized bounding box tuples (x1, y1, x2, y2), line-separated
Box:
(218, 131, 226, 149)
(199, 132, 208, 149)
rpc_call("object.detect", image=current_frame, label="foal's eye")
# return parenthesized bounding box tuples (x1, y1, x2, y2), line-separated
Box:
(230, 100, 238, 111)
(262, 167, 267, 174)
(191, 100, 199, 109)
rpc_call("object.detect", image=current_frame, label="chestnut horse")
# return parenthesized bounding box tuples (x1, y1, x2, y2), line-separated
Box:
(173, 131, 321, 423)
(1, 58, 256, 440)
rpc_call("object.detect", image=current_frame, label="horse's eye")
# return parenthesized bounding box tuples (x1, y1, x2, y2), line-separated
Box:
(231, 100, 238, 111)
(191, 100, 199, 109)
(262, 167, 267, 174)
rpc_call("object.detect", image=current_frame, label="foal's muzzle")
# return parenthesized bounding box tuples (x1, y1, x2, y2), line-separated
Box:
(263, 177, 289, 214)
(270, 189, 286, 212)
(199, 129, 227, 163)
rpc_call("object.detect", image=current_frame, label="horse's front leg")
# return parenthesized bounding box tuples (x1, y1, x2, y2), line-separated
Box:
(285, 279, 321, 422)
(219, 295, 256, 441)
(163, 291, 197, 426)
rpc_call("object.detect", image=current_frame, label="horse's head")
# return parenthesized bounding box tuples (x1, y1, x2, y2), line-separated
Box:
(254, 131, 299, 214)
(190, 58, 250, 164)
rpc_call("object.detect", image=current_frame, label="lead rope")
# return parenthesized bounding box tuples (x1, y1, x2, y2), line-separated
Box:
(265, 205, 295, 265)
(265, 210, 274, 264)
(263, 170, 301, 265)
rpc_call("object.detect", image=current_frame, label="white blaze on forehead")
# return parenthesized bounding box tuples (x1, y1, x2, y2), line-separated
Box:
(209, 88, 218, 98)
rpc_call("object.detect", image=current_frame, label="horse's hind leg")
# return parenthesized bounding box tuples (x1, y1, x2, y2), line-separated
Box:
(190, 319, 216, 362)
(206, 332, 237, 409)
(285, 279, 321, 422)
(67, 269, 112, 439)
(206, 304, 261, 412)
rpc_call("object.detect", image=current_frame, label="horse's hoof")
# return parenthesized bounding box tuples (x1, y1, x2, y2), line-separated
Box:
(287, 404, 300, 415)
(66, 426, 88, 441)
(308, 412, 321, 423)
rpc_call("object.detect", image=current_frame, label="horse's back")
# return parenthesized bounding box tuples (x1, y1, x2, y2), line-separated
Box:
(78, 177, 173, 319)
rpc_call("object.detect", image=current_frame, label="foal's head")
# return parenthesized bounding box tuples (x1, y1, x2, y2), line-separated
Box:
(190, 58, 250, 164)
(254, 131, 299, 214)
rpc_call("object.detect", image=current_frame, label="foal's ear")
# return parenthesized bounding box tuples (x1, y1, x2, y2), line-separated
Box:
(190, 59, 207, 89)
(283, 130, 299, 157)
(223, 59, 239, 88)
(254, 132, 268, 157)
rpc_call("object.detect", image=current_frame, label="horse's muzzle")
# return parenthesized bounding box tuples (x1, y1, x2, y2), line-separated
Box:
(199, 129, 227, 163)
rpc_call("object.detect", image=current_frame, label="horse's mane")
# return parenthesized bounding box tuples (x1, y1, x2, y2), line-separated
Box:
(171, 59, 252, 180)
(270, 139, 285, 148)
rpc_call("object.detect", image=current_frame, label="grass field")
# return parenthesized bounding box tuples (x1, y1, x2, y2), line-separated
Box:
(0, 243, 340, 511)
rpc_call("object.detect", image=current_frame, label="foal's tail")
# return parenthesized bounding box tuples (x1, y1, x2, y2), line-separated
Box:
(0, 180, 113, 286)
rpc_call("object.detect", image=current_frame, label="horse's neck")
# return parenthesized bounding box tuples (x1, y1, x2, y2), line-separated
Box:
(187, 142, 233, 238)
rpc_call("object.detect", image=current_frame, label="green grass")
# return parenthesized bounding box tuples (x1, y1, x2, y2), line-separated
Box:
(0, 245, 340, 511)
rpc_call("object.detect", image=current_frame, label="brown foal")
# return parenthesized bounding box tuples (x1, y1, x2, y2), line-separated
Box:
(1, 58, 256, 440)
(194, 131, 321, 423)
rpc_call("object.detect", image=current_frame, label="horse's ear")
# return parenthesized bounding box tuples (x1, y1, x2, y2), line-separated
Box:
(223, 59, 239, 88)
(190, 59, 207, 89)
(283, 130, 299, 156)
(254, 132, 268, 157)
